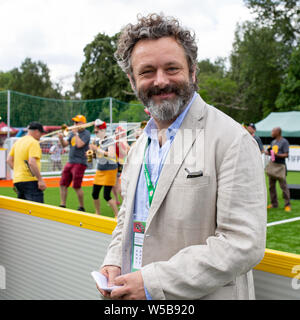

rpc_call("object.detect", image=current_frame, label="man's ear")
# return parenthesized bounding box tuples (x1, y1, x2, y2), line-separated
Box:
(191, 65, 197, 83)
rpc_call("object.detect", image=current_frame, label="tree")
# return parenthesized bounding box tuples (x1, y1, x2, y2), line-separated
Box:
(198, 73, 241, 119)
(198, 58, 227, 76)
(0, 58, 63, 126)
(0, 71, 13, 91)
(276, 44, 300, 110)
(230, 21, 283, 122)
(197, 59, 242, 121)
(244, 0, 300, 68)
(78, 32, 133, 104)
(244, 0, 300, 42)
(118, 102, 149, 122)
(8, 57, 62, 98)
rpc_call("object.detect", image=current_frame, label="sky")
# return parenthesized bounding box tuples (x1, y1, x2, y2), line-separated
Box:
(0, 0, 253, 93)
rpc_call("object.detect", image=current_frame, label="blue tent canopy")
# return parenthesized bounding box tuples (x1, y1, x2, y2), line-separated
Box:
(255, 111, 300, 137)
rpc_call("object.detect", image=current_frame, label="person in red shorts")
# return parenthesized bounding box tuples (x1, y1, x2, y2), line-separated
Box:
(58, 115, 91, 211)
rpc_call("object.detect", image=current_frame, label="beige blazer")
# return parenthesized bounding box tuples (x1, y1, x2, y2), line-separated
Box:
(102, 94, 267, 300)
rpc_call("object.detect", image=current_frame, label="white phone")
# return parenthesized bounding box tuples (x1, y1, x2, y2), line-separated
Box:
(91, 271, 122, 292)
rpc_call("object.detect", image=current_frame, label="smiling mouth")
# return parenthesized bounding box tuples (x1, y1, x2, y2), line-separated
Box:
(148, 85, 178, 99)
(153, 92, 175, 99)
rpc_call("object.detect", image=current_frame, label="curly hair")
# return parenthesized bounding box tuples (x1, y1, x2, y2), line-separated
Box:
(115, 13, 198, 77)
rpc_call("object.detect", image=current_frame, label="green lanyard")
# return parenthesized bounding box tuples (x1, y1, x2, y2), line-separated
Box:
(143, 138, 156, 207)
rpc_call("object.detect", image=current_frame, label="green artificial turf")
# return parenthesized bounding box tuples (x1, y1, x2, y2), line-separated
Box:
(265, 171, 300, 254)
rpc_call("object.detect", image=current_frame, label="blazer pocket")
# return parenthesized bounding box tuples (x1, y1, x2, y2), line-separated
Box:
(172, 175, 210, 187)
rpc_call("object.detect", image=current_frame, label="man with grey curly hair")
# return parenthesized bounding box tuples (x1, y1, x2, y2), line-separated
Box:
(98, 13, 266, 300)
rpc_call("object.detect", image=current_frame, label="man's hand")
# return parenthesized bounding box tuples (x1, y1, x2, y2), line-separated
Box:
(38, 178, 47, 191)
(110, 270, 146, 300)
(58, 133, 68, 148)
(97, 265, 121, 298)
(6, 155, 14, 170)
(89, 144, 98, 151)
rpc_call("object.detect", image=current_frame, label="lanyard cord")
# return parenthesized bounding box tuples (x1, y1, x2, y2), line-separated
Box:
(143, 138, 156, 207)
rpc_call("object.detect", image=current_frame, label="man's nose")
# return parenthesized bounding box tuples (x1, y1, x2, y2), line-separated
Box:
(153, 69, 169, 88)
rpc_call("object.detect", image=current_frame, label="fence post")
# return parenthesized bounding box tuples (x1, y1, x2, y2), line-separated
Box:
(7, 90, 10, 138)
(109, 97, 113, 128)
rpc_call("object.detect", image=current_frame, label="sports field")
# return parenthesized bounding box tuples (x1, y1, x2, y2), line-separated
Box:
(1, 172, 300, 254)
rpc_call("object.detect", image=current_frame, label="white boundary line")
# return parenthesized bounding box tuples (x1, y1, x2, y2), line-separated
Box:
(267, 216, 300, 227)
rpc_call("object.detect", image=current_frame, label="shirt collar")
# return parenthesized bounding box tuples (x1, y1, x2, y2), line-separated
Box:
(144, 91, 197, 141)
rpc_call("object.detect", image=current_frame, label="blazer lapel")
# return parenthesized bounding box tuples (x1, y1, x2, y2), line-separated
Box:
(121, 134, 147, 274)
(146, 95, 207, 230)
(124, 134, 148, 216)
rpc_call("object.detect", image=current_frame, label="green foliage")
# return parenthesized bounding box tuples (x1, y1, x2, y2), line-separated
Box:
(244, 0, 300, 47)
(118, 102, 149, 122)
(233, 1, 300, 121)
(197, 59, 241, 121)
(265, 171, 300, 254)
(1, 58, 62, 98)
(230, 21, 283, 122)
(0, 71, 13, 91)
(276, 45, 300, 110)
(198, 58, 226, 76)
(78, 33, 133, 102)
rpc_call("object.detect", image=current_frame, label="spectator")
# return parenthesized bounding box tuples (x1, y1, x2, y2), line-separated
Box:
(246, 123, 264, 153)
(6, 121, 47, 203)
(265, 127, 291, 212)
(49, 141, 63, 171)
(58, 114, 90, 212)
(89, 121, 119, 217)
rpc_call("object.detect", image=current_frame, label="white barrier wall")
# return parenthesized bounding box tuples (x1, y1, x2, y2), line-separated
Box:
(254, 270, 300, 300)
(0, 197, 115, 300)
(286, 146, 300, 171)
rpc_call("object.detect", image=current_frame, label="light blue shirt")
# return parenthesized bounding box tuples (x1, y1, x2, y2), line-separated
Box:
(132, 92, 198, 299)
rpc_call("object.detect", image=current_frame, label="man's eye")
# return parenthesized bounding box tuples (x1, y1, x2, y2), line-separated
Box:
(140, 70, 153, 75)
(167, 67, 179, 73)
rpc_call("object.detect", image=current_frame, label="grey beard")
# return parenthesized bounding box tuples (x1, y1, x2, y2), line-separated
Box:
(136, 80, 195, 121)
(146, 96, 186, 121)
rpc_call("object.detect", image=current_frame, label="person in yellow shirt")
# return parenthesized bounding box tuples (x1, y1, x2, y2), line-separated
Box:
(7, 122, 47, 203)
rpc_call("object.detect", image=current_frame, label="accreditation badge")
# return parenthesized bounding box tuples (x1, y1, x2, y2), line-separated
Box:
(131, 221, 146, 272)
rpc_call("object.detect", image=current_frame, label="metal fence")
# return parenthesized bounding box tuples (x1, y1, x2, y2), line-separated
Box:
(0, 90, 147, 137)
(3, 123, 138, 178)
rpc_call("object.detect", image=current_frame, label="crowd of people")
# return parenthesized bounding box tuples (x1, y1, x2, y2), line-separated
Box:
(6, 114, 144, 216)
